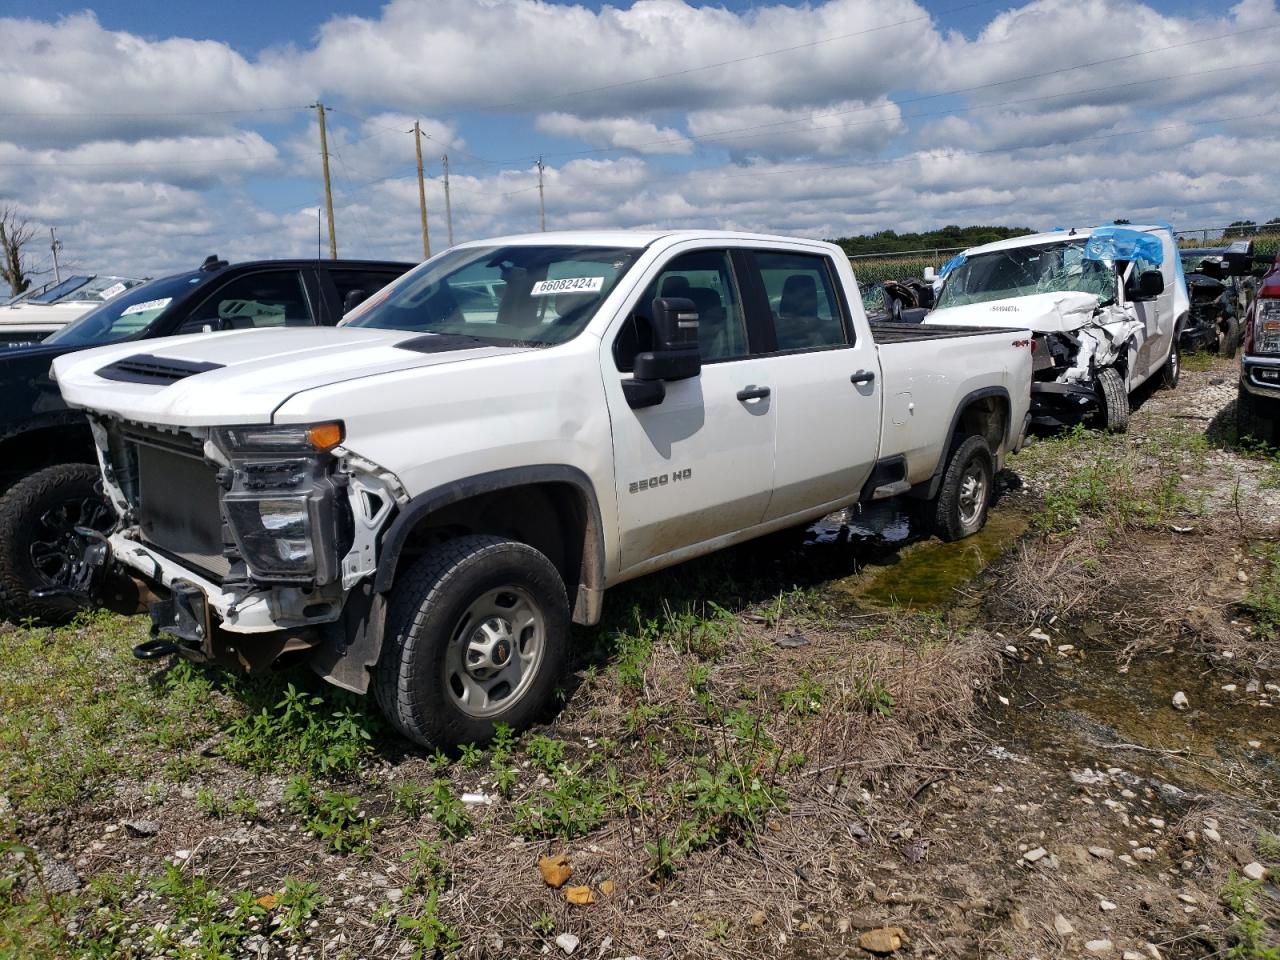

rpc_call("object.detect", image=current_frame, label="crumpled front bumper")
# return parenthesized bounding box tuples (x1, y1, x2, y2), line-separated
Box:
(1029, 380, 1098, 428)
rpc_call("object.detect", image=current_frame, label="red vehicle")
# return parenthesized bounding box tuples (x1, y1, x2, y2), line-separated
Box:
(1238, 253, 1280, 443)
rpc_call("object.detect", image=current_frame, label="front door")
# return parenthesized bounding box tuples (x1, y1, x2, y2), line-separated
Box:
(604, 247, 775, 573)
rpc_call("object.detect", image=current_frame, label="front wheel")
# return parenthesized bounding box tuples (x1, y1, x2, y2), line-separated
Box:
(1096, 366, 1130, 433)
(929, 435, 994, 542)
(373, 534, 570, 747)
(1160, 339, 1180, 390)
(0, 464, 115, 625)
(1220, 317, 1240, 360)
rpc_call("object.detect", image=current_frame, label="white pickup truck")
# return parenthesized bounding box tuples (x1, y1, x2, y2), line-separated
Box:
(53, 230, 1031, 746)
(925, 224, 1189, 432)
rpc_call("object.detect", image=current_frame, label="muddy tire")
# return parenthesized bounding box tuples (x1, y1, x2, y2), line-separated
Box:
(1236, 385, 1278, 445)
(930, 435, 994, 543)
(373, 534, 569, 748)
(1159, 339, 1180, 390)
(0, 464, 114, 626)
(1220, 317, 1240, 360)
(1096, 366, 1130, 433)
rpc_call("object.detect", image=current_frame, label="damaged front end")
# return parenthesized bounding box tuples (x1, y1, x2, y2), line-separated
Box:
(1028, 294, 1144, 428)
(86, 416, 404, 690)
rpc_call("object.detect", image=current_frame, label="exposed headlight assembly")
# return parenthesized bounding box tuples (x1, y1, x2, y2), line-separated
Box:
(217, 422, 349, 585)
(1254, 298, 1280, 356)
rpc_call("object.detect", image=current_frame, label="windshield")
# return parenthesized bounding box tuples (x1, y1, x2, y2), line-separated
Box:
(44, 272, 203, 347)
(343, 244, 642, 345)
(936, 238, 1115, 309)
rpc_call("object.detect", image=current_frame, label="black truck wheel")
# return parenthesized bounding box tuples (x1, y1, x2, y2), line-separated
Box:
(1237, 385, 1278, 445)
(0, 464, 114, 625)
(930, 435, 994, 542)
(1220, 317, 1241, 360)
(1096, 367, 1130, 433)
(373, 534, 569, 747)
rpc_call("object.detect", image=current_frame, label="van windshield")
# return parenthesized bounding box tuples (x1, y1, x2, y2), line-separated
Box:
(936, 239, 1115, 309)
(342, 245, 641, 346)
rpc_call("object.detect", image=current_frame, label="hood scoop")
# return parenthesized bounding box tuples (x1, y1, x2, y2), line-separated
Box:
(97, 354, 225, 385)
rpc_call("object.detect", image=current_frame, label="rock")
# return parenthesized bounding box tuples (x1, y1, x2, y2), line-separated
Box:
(386, 888, 403, 903)
(599, 880, 616, 897)
(121, 820, 160, 837)
(1124, 952, 1146, 960)
(1086, 939, 1114, 955)
(1222, 684, 1238, 693)
(1057, 644, 1075, 654)
(1099, 900, 1117, 912)
(555, 933, 579, 954)
(1089, 846, 1115, 860)
(563, 886, 594, 906)
(1245, 679, 1260, 694)
(1202, 828, 1220, 843)
(1029, 628, 1052, 642)
(1146, 945, 1163, 959)
(749, 910, 766, 927)
(1177, 893, 1197, 904)
(1023, 847, 1048, 863)
(1053, 914, 1075, 936)
(1172, 691, 1189, 711)
(1149, 818, 1165, 829)
(1237, 570, 1248, 583)
(1265, 683, 1280, 695)
(35, 855, 80, 894)
(538, 854, 573, 889)
(1242, 862, 1266, 881)
(1133, 847, 1155, 862)
(858, 927, 907, 955)
(1249, 740, 1263, 749)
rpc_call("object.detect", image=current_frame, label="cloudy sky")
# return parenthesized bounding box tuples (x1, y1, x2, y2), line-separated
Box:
(1, 0, 1277, 279)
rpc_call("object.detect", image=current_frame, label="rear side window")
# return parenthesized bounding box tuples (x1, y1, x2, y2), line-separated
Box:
(750, 251, 847, 351)
(613, 249, 749, 371)
(330, 269, 401, 309)
(183, 270, 315, 332)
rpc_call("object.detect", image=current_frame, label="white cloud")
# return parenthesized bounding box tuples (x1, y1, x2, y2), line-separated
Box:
(687, 99, 905, 159)
(535, 113, 691, 154)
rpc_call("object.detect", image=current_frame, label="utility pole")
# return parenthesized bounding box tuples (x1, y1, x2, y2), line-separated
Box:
(441, 154, 454, 248)
(536, 155, 546, 232)
(313, 102, 337, 259)
(413, 121, 431, 259)
(49, 227, 62, 283)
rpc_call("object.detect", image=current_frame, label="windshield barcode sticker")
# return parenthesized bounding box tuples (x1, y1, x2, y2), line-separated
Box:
(531, 277, 604, 296)
(100, 282, 129, 300)
(120, 297, 172, 317)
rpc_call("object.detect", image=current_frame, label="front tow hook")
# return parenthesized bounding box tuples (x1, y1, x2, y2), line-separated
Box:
(133, 638, 180, 660)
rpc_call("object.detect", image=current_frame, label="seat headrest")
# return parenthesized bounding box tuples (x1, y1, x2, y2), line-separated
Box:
(780, 274, 818, 316)
(660, 275, 692, 298)
(685, 287, 723, 316)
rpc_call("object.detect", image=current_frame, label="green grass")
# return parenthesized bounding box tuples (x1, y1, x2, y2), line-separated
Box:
(1242, 547, 1280, 641)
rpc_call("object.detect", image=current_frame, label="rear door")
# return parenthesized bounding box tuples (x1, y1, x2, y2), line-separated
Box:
(323, 266, 411, 324)
(170, 268, 320, 335)
(604, 246, 775, 571)
(737, 247, 883, 522)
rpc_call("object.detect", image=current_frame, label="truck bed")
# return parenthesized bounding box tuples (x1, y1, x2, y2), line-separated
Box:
(871, 321, 1023, 344)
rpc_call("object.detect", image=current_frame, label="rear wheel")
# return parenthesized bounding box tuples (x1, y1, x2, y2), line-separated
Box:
(0, 464, 114, 625)
(373, 534, 570, 748)
(1096, 366, 1130, 433)
(930, 435, 994, 542)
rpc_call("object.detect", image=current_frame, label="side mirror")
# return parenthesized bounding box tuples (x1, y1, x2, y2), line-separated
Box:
(343, 289, 368, 313)
(1128, 270, 1164, 302)
(633, 297, 701, 382)
(923, 266, 937, 282)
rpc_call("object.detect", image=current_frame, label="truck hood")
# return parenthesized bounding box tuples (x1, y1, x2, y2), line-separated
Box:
(928, 291, 1102, 334)
(53, 326, 535, 426)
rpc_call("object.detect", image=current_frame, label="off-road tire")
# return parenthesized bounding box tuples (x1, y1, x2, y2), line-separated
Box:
(0, 464, 112, 625)
(1236, 385, 1278, 445)
(373, 534, 570, 748)
(1160, 339, 1180, 390)
(930, 434, 994, 542)
(1220, 317, 1241, 360)
(1097, 366, 1130, 433)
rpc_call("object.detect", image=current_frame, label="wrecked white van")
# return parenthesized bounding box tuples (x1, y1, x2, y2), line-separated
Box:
(925, 225, 1189, 431)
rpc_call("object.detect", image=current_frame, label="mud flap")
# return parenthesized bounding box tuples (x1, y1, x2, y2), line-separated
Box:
(310, 581, 386, 694)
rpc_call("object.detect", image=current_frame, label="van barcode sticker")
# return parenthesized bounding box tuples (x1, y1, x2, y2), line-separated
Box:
(531, 277, 604, 296)
(121, 297, 173, 317)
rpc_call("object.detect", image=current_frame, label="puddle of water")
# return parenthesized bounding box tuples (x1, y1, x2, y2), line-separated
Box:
(1000, 634, 1280, 800)
(826, 510, 1029, 610)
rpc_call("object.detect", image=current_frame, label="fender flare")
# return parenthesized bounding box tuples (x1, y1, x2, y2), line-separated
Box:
(920, 386, 1011, 500)
(372, 463, 606, 621)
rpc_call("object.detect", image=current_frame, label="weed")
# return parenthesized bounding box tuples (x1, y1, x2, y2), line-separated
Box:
(276, 877, 324, 941)
(285, 776, 378, 853)
(851, 675, 895, 718)
(531, 911, 556, 937)
(403, 841, 451, 893)
(428, 780, 473, 841)
(1222, 871, 1280, 960)
(514, 771, 607, 840)
(525, 733, 566, 774)
(679, 761, 782, 847)
(491, 760, 519, 798)
(393, 781, 429, 819)
(458, 742, 485, 768)
(779, 675, 824, 716)
(223, 682, 377, 778)
(196, 788, 228, 819)
(1242, 547, 1280, 640)
(1257, 830, 1280, 861)
(399, 888, 461, 958)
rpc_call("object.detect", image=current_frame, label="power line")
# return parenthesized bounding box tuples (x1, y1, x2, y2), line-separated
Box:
(0, 104, 308, 119)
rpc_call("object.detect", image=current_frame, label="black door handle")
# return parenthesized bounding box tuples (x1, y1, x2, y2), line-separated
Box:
(736, 386, 771, 402)
(850, 370, 876, 384)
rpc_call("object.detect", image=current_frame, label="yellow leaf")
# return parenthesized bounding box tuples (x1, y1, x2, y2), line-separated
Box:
(256, 894, 279, 910)
(537, 853, 573, 889)
(564, 885, 595, 906)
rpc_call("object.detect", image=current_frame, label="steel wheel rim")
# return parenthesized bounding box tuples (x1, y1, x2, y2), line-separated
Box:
(957, 462, 987, 526)
(446, 586, 546, 719)
(28, 494, 112, 587)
